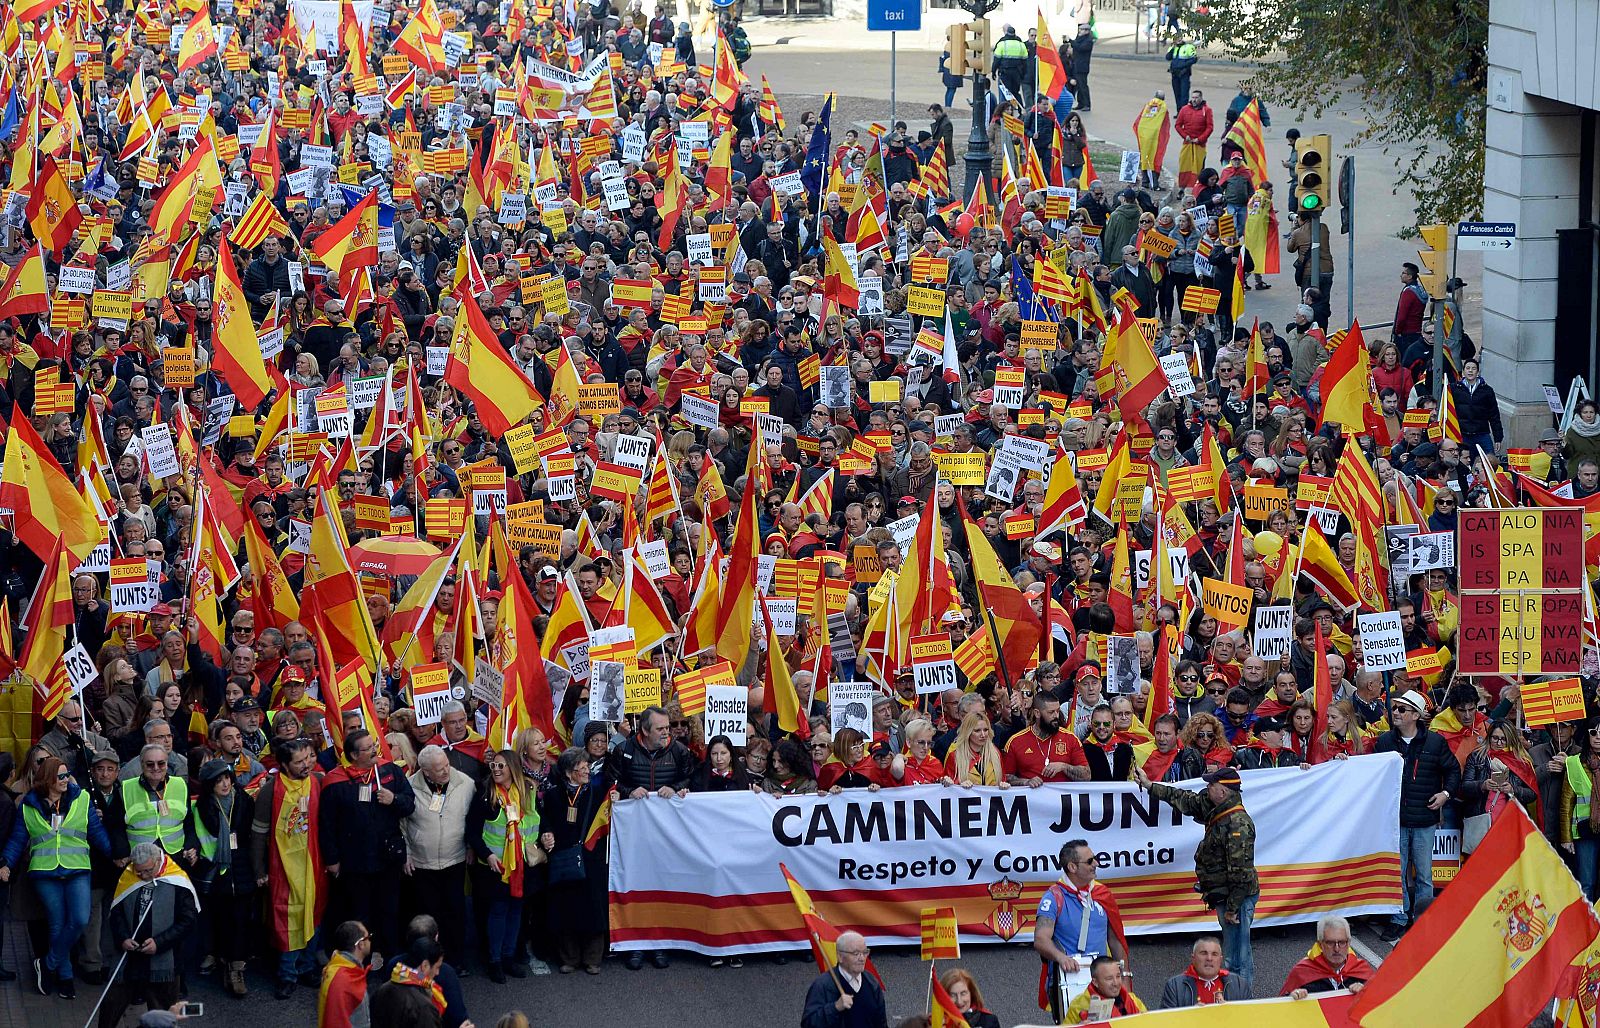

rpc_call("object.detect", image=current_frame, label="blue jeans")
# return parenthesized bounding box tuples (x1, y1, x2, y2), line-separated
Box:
(33, 873, 90, 980)
(278, 937, 320, 983)
(943, 86, 957, 107)
(486, 897, 524, 964)
(1226, 204, 1248, 238)
(1576, 837, 1600, 900)
(1218, 893, 1257, 988)
(1395, 825, 1436, 925)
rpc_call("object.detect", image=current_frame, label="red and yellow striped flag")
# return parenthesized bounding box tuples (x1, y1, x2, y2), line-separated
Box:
(1352, 805, 1599, 1028)
(232, 191, 290, 250)
(1223, 97, 1270, 185)
(954, 623, 995, 685)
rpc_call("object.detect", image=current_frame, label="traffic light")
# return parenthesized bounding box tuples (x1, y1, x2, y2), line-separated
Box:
(1293, 133, 1332, 215)
(1416, 224, 1449, 299)
(947, 24, 968, 75)
(1337, 155, 1354, 235)
(964, 20, 992, 75)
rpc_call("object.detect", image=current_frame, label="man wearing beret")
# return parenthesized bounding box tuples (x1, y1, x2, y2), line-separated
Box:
(1134, 765, 1259, 989)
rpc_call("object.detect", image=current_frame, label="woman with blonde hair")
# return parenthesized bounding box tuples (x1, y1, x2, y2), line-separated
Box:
(1313, 700, 1366, 763)
(939, 968, 1001, 1028)
(468, 750, 542, 983)
(385, 709, 420, 768)
(892, 719, 951, 786)
(944, 713, 1007, 787)
(514, 727, 556, 792)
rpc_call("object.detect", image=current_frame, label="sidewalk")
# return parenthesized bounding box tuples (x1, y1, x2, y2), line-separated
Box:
(740, 8, 1250, 68)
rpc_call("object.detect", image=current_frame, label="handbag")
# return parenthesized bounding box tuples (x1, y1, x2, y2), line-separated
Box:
(1462, 813, 1492, 855)
(548, 846, 586, 885)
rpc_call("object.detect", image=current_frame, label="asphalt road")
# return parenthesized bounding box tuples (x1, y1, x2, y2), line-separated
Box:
(2, 913, 1397, 1028)
(753, 43, 1485, 342)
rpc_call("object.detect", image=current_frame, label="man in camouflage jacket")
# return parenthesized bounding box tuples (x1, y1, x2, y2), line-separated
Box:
(1134, 764, 1261, 988)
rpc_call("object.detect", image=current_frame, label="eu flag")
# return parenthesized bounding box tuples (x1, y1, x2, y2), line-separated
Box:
(1011, 255, 1059, 323)
(800, 94, 833, 200)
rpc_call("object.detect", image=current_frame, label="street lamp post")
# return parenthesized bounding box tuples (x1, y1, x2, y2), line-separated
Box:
(960, 0, 1000, 203)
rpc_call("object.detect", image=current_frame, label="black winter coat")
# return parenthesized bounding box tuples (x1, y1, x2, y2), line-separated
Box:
(1373, 728, 1462, 827)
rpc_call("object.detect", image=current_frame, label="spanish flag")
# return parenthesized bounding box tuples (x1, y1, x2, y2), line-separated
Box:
(779, 863, 885, 987)
(18, 540, 75, 720)
(930, 975, 970, 1028)
(1352, 805, 1599, 1027)
(443, 290, 540, 437)
(212, 238, 276, 410)
(0, 242, 48, 317)
(1318, 319, 1370, 431)
(25, 155, 81, 255)
(309, 189, 378, 279)
(583, 793, 612, 851)
(1, 413, 103, 562)
(177, 5, 217, 71)
(110, 852, 197, 910)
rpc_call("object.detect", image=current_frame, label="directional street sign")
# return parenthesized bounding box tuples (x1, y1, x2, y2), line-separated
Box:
(1457, 221, 1517, 251)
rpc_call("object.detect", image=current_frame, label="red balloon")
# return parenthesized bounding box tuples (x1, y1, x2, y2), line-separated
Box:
(954, 212, 975, 239)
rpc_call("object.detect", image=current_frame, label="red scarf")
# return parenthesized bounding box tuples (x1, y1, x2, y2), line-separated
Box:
(1492, 748, 1542, 825)
(1143, 746, 1181, 782)
(1184, 965, 1231, 1004)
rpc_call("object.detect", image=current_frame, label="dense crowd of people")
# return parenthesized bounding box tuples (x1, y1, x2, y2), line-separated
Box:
(0, 0, 1586, 1024)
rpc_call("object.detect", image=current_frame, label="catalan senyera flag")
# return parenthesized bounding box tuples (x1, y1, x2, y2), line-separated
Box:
(232, 191, 291, 250)
(1, 412, 103, 562)
(212, 237, 275, 410)
(796, 469, 835, 522)
(920, 905, 961, 960)
(1439, 382, 1463, 443)
(26, 155, 82, 255)
(1224, 97, 1270, 185)
(1352, 805, 1599, 1028)
(444, 290, 540, 437)
(1318, 319, 1370, 430)
(961, 513, 1042, 687)
(779, 863, 885, 987)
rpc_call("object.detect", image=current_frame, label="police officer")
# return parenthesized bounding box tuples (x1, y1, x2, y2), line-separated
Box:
(1166, 36, 1198, 106)
(992, 25, 1029, 99)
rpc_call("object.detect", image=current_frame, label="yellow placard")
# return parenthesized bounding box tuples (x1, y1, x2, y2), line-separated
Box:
(623, 666, 662, 714)
(1200, 577, 1254, 633)
(906, 285, 945, 318)
(935, 451, 986, 486)
(91, 290, 133, 322)
(162, 348, 197, 387)
(1020, 320, 1057, 350)
(852, 543, 884, 584)
(1242, 482, 1292, 522)
(867, 380, 901, 403)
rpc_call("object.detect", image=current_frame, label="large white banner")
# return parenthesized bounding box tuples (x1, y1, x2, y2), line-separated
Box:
(609, 755, 1403, 955)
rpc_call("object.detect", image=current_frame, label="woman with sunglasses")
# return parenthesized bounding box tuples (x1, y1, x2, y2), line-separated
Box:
(1462, 720, 1539, 828)
(0, 756, 112, 999)
(1179, 713, 1235, 772)
(892, 720, 952, 786)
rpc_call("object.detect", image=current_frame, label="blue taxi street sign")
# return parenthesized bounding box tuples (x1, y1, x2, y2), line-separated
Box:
(867, 0, 922, 31)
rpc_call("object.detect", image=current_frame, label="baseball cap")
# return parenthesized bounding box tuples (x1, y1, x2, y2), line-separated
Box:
(91, 749, 119, 766)
(1254, 716, 1285, 734)
(149, 603, 175, 616)
(282, 666, 308, 685)
(230, 697, 262, 714)
(1075, 664, 1102, 683)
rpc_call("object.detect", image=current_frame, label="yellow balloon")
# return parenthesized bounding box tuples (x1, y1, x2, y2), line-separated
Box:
(1254, 531, 1283, 559)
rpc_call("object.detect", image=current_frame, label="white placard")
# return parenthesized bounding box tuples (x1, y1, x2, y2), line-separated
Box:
(348, 375, 384, 411)
(612, 433, 653, 473)
(1119, 150, 1140, 183)
(1105, 635, 1141, 694)
(588, 660, 626, 722)
(286, 519, 312, 555)
(1000, 434, 1051, 473)
(106, 260, 132, 291)
(74, 542, 112, 575)
(427, 346, 450, 375)
(63, 643, 98, 694)
(499, 193, 527, 225)
(680, 393, 719, 429)
(857, 274, 885, 315)
(300, 143, 334, 169)
(1406, 531, 1455, 572)
(686, 233, 713, 266)
(1160, 352, 1195, 396)
(1253, 604, 1294, 660)
(142, 425, 181, 479)
(765, 597, 798, 636)
(756, 413, 785, 451)
(884, 513, 919, 558)
(704, 684, 748, 746)
(828, 681, 875, 737)
(912, 650, 957, 696)
(622, 125, 646, 162)
(770, 171, 803, 197)
(637, 538, 671, 579)
(603, 177, 631, 211)
(58, 266, 96, 294)
(1357, 610, 1408, 672)
(110, 573, 160, 613)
